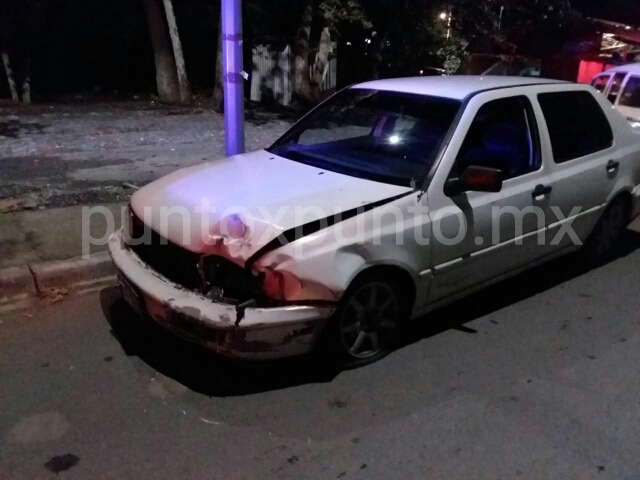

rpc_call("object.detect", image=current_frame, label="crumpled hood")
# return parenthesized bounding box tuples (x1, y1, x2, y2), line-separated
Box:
(130, 149, 412, 264)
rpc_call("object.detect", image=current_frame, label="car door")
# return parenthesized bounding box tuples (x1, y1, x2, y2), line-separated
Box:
(536, 89, 617, 247)
(616, 74, 640, 122)
(426, 93, 554, 302)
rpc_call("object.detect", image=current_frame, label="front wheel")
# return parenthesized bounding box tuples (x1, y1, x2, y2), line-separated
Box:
(321, 277, 407, 369)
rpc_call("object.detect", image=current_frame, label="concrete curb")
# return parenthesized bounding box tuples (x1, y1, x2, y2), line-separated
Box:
(0, 266, 38, 312)
(0, 252, 117, 313)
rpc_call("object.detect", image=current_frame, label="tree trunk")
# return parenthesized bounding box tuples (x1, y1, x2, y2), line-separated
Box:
(142, 0, 180, 103)
(293, 3, 313, 104)
(1, 48, 19, 102)
(213, 15, 224, 112)
(311, 27, 331, 102)
(162, 0, 192, 104)
(21, 54, 31, 104)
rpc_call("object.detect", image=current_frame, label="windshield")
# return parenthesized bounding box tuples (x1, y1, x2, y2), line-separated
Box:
(268, 89, 461, 186)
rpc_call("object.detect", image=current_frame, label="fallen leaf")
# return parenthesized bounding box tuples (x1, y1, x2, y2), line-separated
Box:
(39, 287, 69, 306)
(0, 198, 24, 214)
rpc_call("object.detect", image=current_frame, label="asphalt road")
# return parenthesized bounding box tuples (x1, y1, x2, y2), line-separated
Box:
(2, 237, 640, 479)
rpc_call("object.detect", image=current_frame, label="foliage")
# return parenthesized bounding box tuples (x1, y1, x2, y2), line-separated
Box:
(446, 0, 579, 55)
(501, 0, 580, 56)
(0, 0, 588, 100)
(357, 0, 442, 75)
(437, 37, 470, 74)
(447, 0, 504, 50)
(318, 0, 372, 29)
(331, 0, 580, 79)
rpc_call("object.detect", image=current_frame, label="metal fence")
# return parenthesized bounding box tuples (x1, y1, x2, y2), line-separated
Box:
(250, 44, 337, 106)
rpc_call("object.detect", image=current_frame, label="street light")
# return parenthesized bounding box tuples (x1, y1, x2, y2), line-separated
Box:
(440, 11, 452, 39)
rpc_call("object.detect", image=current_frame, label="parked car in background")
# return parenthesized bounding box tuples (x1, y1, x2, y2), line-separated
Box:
(591, 64, 640, 122)
(109, 76, 640, 368)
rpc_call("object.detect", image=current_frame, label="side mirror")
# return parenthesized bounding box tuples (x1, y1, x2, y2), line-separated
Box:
(445, 165, 504, 197)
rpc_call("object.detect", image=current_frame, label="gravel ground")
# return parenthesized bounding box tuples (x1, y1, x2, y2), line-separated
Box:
(0, 101, 294, 212)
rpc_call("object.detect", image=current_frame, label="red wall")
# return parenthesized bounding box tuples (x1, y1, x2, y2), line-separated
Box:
(577, 60, 606, 83)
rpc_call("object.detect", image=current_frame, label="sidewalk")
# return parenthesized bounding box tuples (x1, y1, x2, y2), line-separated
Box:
(0, 203, 126, 269)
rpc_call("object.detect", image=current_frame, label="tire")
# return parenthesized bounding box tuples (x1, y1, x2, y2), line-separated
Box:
(320, 275, 410, 369)
(581, 197, 629, 266)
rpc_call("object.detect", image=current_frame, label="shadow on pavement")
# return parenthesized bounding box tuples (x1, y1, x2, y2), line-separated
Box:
(101, 230, 640, 397)
(100, 287, 339, 397)
(405, 229, 640, 345)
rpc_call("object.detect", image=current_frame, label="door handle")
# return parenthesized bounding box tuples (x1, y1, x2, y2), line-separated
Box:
(532, 184, 552, 198)
(607, 160, 620, 172)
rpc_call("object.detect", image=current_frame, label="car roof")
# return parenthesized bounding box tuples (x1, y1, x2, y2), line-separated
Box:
(351, 75, 568, 101)
(598, 63, 640, 74)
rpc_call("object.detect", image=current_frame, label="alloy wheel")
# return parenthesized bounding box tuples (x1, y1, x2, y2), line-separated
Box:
(339, 282, 399, 359)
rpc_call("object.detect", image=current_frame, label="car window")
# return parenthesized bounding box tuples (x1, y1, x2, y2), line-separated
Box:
(619, 75, 640, 108)
(538, 91, 613, 163)
(607, 72, 627, 103)
(591, 75, 610, 93)
(270, 89, 461, 187)
(452, 96, 540, 181)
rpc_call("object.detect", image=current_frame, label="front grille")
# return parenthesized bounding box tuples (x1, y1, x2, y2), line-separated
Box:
(127, 213, 202, 290)
(126, 211, 259, 302)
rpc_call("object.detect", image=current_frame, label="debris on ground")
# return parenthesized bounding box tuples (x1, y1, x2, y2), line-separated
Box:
(39, 287, 69, 306)
(44, 453, 80, 474)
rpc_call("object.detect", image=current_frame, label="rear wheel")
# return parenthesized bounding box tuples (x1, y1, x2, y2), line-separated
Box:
(582, 197, 629, 266)
(322, 276, 408, 369)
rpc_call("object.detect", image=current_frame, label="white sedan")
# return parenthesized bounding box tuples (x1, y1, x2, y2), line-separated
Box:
(109, 76, 640, 367)
(590, 63, 640, 123)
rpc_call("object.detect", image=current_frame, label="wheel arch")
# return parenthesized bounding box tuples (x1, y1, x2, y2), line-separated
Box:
(608, 189, 633, 222)
(342, 264, 418, 317)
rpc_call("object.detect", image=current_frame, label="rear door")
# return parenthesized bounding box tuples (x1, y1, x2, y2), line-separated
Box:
(536, 89, 618, 246)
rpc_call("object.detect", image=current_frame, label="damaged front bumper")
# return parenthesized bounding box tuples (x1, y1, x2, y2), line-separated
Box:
(108, 230, 335, 359)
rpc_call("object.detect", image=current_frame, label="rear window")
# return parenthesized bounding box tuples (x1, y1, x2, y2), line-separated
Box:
(538, 91, 613, 163)
(619, 76, 640, 108)
(591, 75, 610, 92)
